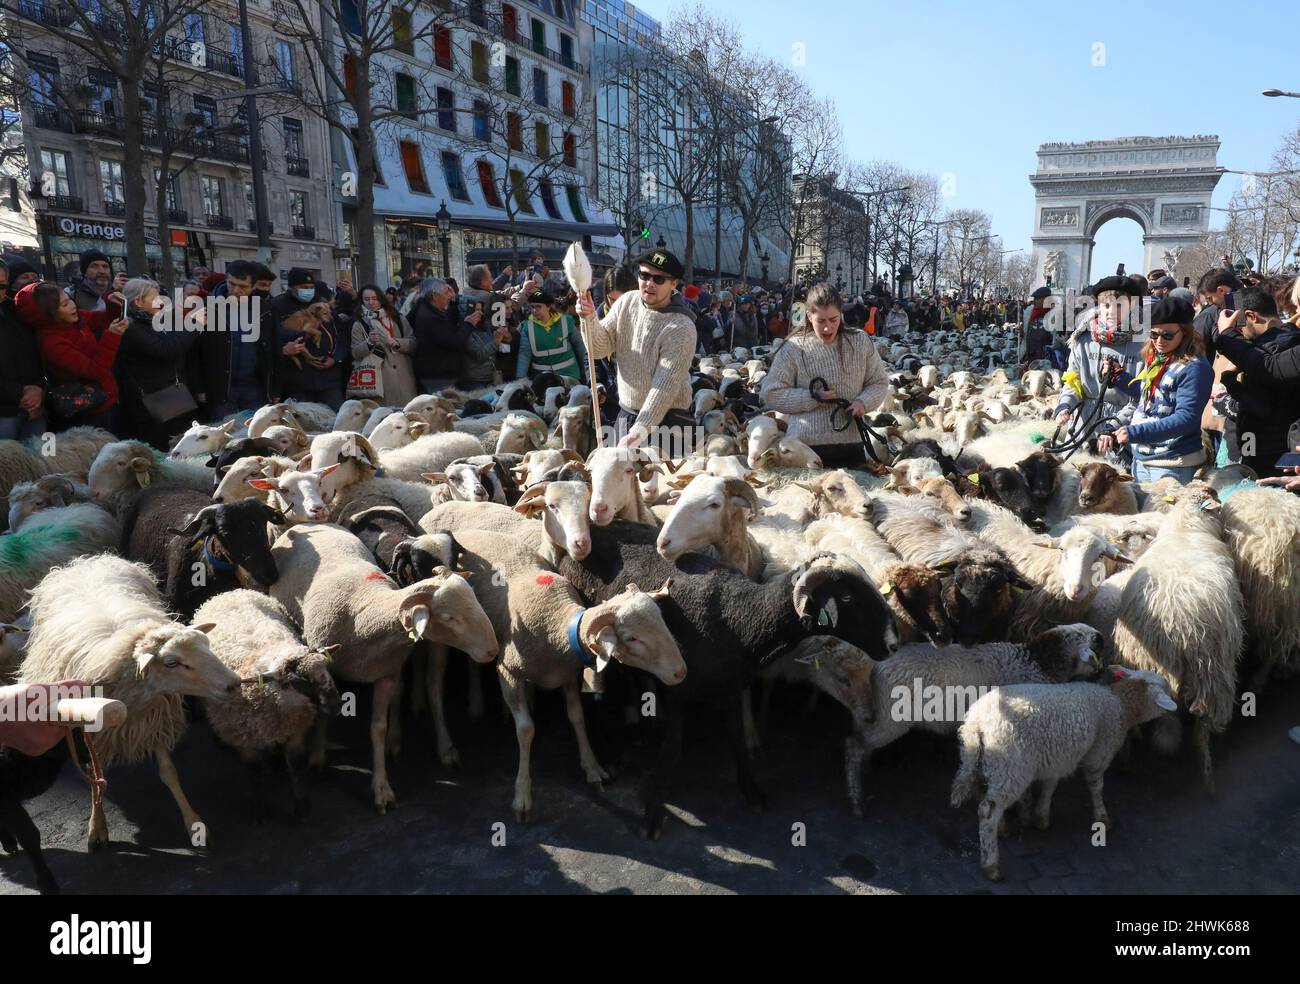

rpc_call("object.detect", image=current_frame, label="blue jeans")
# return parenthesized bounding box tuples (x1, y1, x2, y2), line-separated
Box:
(1133, 459, 1198, 485)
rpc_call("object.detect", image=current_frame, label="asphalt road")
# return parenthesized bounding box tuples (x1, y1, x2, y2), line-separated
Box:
(4, 668, 1299, 895)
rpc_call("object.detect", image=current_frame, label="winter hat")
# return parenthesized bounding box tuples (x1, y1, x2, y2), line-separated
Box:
(1, 253, 39, 282)
(1031, 286, 1052, 301)
(634, 248, 685, 280)
(79, 249, 111, 276)
(1148, 296, 1195, 327)
(682, 284, 701, 302)
(287, 267, 315, 287)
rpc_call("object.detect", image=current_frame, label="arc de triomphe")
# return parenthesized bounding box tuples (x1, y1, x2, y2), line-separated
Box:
(1029, 136, 1223, 291)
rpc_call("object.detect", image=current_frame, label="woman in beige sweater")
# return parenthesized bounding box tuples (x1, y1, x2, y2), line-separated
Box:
(759, 283, 892, 467)
(351, 284, 417, 406)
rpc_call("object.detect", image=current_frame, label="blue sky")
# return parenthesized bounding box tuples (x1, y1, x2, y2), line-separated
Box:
(633, 0, 1300, 281)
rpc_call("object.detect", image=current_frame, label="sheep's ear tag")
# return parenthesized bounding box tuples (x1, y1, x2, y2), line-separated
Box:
(1162, 495, 1176, 503)
(966, 473, 980, 485)
(880, 582, 893, 596)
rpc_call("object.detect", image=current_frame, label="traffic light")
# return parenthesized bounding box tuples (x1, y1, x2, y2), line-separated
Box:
(640, 226, 650, 239)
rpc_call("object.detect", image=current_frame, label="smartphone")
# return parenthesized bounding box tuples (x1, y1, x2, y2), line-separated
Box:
(119, 295, 127, 320)
(1274, 452, 1300, 470)
(1224, 291, 1235, 311)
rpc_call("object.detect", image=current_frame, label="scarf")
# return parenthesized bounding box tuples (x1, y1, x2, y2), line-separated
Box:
(1134, 351, 1169, 406)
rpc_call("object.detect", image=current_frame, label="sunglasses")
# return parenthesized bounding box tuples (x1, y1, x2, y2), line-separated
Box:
(637, 270, 670, 285)
(1149, 330, 1181, 341)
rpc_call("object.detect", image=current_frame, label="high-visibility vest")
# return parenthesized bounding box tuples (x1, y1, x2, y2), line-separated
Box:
(526, 315, 579, 376)
(864, 306, 877, 335)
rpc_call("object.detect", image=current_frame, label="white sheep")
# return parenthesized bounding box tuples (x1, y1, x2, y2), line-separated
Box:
(0, 503, 119, 622)
(495, 411, 550, 454)
(87, 440, 212, 512)
(656, 474, 763, 579)
(950, 669, 1177, 880)
(377, 432, 485, 482)
(587, 446, 659, 526)
(1006, 526, 1131, 641)
(0, 427, 115, 531)
(871, 493, 982, 568)
(333, 398, 382, 433)
(269, 523, 498, 812)
(1112, 490, 1243, 793)
(169, 418, 242, 459)
(19, 555, 240, 847)
(369, 410, 431, 450)
(4, 474, 90, 530)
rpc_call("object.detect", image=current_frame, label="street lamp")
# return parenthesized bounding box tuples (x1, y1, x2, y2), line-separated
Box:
(435, 200, 451, 279)
(760, 249, 770, 287)
(835, 263, 842, 290)
(1263, 89, 1300, 98)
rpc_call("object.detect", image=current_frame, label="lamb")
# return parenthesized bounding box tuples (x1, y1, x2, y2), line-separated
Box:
(451, 528, 684, 819)
(1111, 490, 1243, 793)
(192, 590, 341, 819)
(0, 427, 115, 532)
(950, 668, 1177, 881)
(656, 475, 764, 580)
(0, 503, 119, 622)
(1017, 449, 1082, 525)
(844, 623, 1106, 810)
(1074, 461, 1138, 514)
(169, 418, 242, 459)
(4, 475, 89, 531)
(376, 432, 484, 482)
(587, 447, 660, 526)
(1220, 486, 1300, 691)
(269, 523, 497, 812)
(87, 440, 212, 513)
(19, 555, 240, 847)
(118, 486, 283, 619)
(558, 522, 897, 837)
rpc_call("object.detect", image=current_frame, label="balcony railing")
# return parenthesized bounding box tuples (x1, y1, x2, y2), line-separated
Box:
(31, 105, 74, 132)
(501, 27, 584, 74)
(204, 213, 234, 229)
(75, 111, 250, 163)
(247, 219, 275, 234)
(291, 224, 315, 240)
(104, 201, 126, 217)
(286, 156, 310, 177)
(15, 0, 81, 29)
(41, 194, 84, 212)
(156, 35, 245, 79)
(167, 209, 189, 225)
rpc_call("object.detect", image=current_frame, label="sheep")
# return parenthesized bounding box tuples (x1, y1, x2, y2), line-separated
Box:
(1220, 486, 1300, 691)
(0, 427, 116, 532)
(495, 411, 550, 454)
(1017, 450, 1083, 525)
(937, 547, 1033, 646)
(558, 522, 898, 837)
(280, 399, 336, 432)
(360, 405, 403, 437)
(950, 668, 1177, 881)
(308, 431, 443, 523)
(118, 486, 284, 619)
(756, 435, 822, 470)
(248, 402, 304, 439)
(205, 436, 280, 491)
(369, 410, 431, 450)
(514, 448, 586, 489)
(212, 454, 297, 504)
(1005, 526, 1132, 642)
(0, 503, 120, 622)
(744, 413, 785, 468)
(377, 432, 485, 483)
(965, 500, 1064, 587)
(87, 440, 212, 513)
(269, 523, 497, 812)
(587, 446, 660, 526)
(1074, 461, 1138, 515)
(244, 463, 337, 524)
(19, 555, 240, 847)
(333, 398, 382, 433)
(192, 590, 341, 819)
(871, 494, 983, 568)
(5, 475, 89, 531)
(552, 404, 595, 458)
(0, 695, 75, 893)
(1111, 490, 1243, 793)
(450, 528, 684, 819)
(169, 418, 242, 459)
(259, 424, 312, 458)
(425, 458, 504, 504)
(0, 619, 29, 683)
(656, 475, 764, 580)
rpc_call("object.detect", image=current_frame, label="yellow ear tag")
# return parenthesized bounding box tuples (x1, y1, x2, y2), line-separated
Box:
(1162, 495, 1176, 503)
(880, 582, 894, 595)
(407, 627, 419, 642)
(813, 655, 821, 671)
(967, 473, 981, 485)
(139, 472, 151, 487)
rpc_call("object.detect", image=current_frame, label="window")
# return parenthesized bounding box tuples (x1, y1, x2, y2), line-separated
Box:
(392, 10, 413, 55)
(141, 82, 167, 117)
(472, 100, 490, 142)
(193, 95, 217, 129)
(400, 141, 430, 194)
(40, 150, 71, 196)
(152, 169, 180, 211)
(561, 80, 575, 118)
(245, 181, 254, 217)
(200, 176, 226, 217)
(100, 160, 124, 205)
(562, 131, 576, 167)
(535, 121, 549, 158)
(559, 33, 574, 66)
(538, 178, 561, 220)
(509, 169, 535, 214)
(476, 160, 503, 208)
(434, 26, 453, 69)
(228, 23, 244, 65)
(554, 0, 566, 18)
(533, 67, 548, 107)
(506, 112, 522, 151)
(441, 152, 470, 202)
(289, 190, 308, 227)
(395, 73, 417, 118)
(565, 184, 587, 223)
(471, 41, 489, 83)
(343, 55, 358, 99)
(26, 52, 58, 108)
(530, 18, 545, 54)
(501, 3, 518, 37)
(183, 12, 205, 41)
(505, 56, 520, 96)
(436, 88, 455, 131)
(339, 0, 361, 36)
(275, 41, 295, 83)
(282, 117, 304, 158)
(86, 69, 117, 116)
(6, 178, 19, 212)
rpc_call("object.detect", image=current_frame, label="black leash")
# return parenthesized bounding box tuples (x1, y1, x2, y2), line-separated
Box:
(808, 377, 897, 465)
(1038, 325, 1125, 461)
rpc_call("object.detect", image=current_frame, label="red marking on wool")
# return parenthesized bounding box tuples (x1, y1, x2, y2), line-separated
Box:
(365, 571, 390, 583)
(535, 574, 554, 586)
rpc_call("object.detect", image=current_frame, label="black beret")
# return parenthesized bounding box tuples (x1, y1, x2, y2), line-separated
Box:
(527, 288, 555, 306)
(1088, 275, 1143, 297)
(1148, 296, 1195, 327)
(635, 248, 684, 279)
(1031, 286, 1052, 300)
(287, 267, 315, 286)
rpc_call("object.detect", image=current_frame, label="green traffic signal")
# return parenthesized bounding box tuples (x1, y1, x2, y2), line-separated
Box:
(640, 227, 650, 238)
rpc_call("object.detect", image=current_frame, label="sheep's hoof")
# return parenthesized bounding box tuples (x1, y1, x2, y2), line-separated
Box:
(372, 783, 397, 815)
(512, 801, 532, 823)
(1095, 814, 1111, 831)
(0, 831, 17, 854)
(439, 746, 461, 769)
(982, 864, 1003, 882)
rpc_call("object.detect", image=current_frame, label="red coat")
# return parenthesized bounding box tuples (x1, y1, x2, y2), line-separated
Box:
(14, 283, 122, 409)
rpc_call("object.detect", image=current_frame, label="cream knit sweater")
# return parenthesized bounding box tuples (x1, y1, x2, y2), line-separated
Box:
(583, 291, 696, 433)
(759, 329, 892, 446)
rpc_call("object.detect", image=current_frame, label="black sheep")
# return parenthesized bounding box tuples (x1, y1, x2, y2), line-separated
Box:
(335, 494, 423, 573)
(459, 399, 496, 417)
(0, 739, 67, 894)
(895, 437, 958, 477)
(119, 486, 283, 618)
(558, 520, 898, 838)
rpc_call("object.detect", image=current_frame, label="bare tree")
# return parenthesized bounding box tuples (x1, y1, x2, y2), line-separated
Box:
(941, 208, 994, 295)
(778, 97, 841, 285)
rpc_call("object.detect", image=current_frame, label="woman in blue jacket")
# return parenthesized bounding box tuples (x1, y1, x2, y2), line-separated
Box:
(1098, 296, 1212, 484)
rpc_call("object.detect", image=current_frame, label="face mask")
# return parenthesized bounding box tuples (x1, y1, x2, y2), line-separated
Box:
(295, 287, 315, 302)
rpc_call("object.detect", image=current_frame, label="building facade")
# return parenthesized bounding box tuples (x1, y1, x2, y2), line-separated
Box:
(791, 173, 865, 291)
(9, 0, 338, 283)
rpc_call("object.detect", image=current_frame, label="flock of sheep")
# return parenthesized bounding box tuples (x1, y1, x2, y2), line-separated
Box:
(1, 320, 1297, 891)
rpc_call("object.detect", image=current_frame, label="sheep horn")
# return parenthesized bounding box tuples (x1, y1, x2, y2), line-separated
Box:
(721, 477, 759, 519)
(514, 482, 549, 513)
(169, 504, 220, 541)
